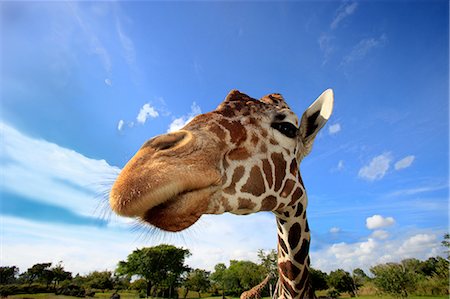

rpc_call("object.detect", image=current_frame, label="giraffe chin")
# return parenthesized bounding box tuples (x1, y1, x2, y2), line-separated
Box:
(141, 186, 218, 232)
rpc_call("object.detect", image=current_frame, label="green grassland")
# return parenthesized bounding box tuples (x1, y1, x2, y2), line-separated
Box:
(7, 291, 449, 299)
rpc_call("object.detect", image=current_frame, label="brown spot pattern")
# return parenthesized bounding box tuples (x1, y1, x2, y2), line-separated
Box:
(238, 198, 256, 210)
(272, 152, 286, 191)
(281, 179, 295, 198)
(228, 147, 250, 160)
(241, 166, 265, 196)
(289, 187, 304, 205)
(261, 159, 273, 188)
(280, 276, 298, 298)
(218, 119, 247, 145)
(261, 195, 277, 211)
(295, 269, 309, 294)
(279, 260, 301, 281)
(278, 235, 288, 254)
(251, 133, 259, 145)
(260, 143, 267, 153)
(210, 123, 226, 140)
(290, 159, 298, 176)
(288, 223, 302, 249)
(224, 166, 245, 194)
(293, 239, 310, 265)
(294, 203, 304, 217)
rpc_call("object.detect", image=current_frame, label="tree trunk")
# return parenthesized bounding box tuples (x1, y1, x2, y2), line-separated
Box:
(183, 288, 189, 299)
(198, 291, 201, 298)
(146, 280, 152, 298)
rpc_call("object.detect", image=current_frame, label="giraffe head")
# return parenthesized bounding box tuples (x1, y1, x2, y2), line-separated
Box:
(110, 89, 333, 232)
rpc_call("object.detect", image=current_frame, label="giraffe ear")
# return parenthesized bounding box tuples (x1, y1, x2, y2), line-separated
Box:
(299, 89, 334, 148)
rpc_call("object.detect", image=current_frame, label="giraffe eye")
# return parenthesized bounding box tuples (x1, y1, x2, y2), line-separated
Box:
(271, 122, 298, 138)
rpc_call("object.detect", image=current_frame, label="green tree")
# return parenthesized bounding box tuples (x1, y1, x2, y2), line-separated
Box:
(116, 244, 191, 297)
(257, 249, 278, 297)
(310, 268, 328, 291)
(22, 263, 52, 286)
(210, 263, 227, 299)
(226, 260, 265, 295)
(51, 263, 72, 288)
(0, 266, 19, 284)
(83, 271, 114, 291)
(184, 269, 210, 298)
(328, 269, 357, 297)
(442, 233, 450, 259)
(370, 263, 416, 298)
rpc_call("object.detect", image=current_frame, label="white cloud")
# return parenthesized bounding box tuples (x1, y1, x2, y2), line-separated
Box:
(104, 78, 112, 86)
(358, 153, 392, 181)
(330, 1, 358, 30)
(395, 155, 415, 170)
(117, 119, 124, 131)
(136, 103, 159, 124)
(167, 102, 201, 132)
(342, 34, 387, 66)
(366, 215, 395, 230)
(0, 122, 120, 217)
(398, 234, 439, 257)
(328, 123, 341, 135)
(330, 227, 341, 233)
(371, 230, 389, 240)
(318, 34, 335, 65)
(311, 231, 442, 273)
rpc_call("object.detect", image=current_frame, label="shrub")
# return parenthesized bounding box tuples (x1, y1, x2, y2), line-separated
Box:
(327, 288, 340, 299)
(415, 276, 449, 296)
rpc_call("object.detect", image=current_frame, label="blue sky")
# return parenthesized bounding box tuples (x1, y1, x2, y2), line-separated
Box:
(1, 1, 448, 274)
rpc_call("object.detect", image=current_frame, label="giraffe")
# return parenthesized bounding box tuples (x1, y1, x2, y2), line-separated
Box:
(109, 89, 334, 299)
(240, 273, 273, 299)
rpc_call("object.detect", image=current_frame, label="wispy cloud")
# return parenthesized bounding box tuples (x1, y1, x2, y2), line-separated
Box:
(394, 155, 415, 170)
(341, 34, 387, 66)
(67, 2, 112, 77)
(117, 119, 124, 131)
(387, 183, 448, 197)
(136, 103, 159, 124)
(167, 102, 202, 132)
(318, 34, 335, 66)
(328, 123, 341, 135)
(330, 227, 341, 234)
(330, 1, 359, 30)
(0, 122, 120, 219)
(366, 215, 395, 230)
(358, 153, 392, 181)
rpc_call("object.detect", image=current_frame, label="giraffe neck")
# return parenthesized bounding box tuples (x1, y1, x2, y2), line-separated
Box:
(274, 202, 315, 299)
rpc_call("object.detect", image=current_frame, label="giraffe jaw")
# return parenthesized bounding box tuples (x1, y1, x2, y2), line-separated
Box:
(141, 185, 220, 232)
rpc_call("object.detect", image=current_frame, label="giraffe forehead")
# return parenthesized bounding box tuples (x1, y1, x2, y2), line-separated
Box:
(214, 90, 296, 120)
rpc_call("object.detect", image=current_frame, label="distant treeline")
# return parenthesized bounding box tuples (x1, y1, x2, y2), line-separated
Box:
(1, 235, 449, 298)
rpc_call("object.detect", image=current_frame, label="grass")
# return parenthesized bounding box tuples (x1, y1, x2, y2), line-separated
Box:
(7, 291, 449, 299)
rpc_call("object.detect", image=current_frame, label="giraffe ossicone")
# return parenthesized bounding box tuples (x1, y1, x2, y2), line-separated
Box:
(110, 89, 334, 299)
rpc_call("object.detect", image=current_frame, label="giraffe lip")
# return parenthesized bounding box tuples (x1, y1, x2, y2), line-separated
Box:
(141, 186, 219, 232)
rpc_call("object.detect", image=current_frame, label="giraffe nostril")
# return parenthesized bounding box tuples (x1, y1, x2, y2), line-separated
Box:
(142, 131, 188, 151)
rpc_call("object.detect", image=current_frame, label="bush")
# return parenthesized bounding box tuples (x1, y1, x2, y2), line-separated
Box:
(0, 283, 51, 296)
(327, 288, 340, 299)
(138, 289, 146, 298)
(415, 276, 449, 296)
(55, 284, 86, 297)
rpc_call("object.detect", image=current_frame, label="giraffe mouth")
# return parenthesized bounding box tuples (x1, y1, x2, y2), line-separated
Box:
(140, 185, 219, 232)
